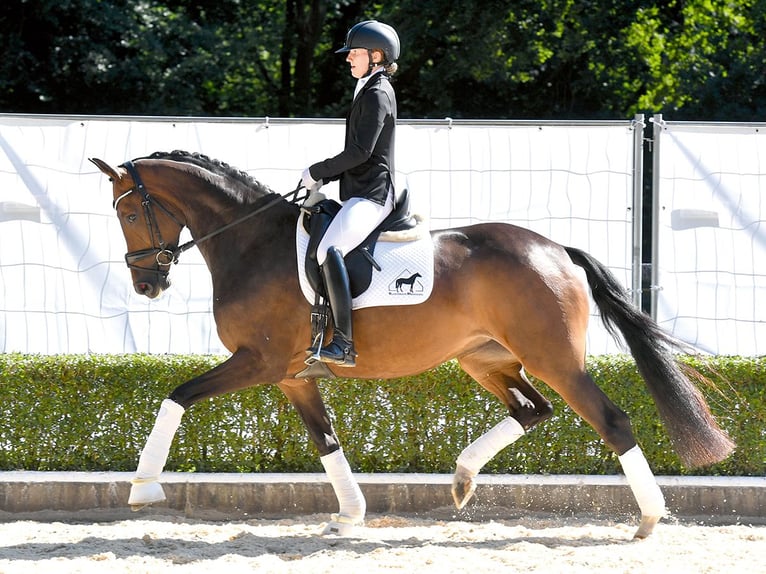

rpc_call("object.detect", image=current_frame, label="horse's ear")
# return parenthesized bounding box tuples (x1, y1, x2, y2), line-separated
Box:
(89, 157, 122, 183)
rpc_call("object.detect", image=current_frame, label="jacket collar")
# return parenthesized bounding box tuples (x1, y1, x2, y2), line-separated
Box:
(353, 68, 385, 100)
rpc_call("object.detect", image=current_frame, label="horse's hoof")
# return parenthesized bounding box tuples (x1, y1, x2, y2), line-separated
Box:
(451, 466, 477, 510)
(128, 480, 166, 508)
(321, 513, 362, 537)
(633, 515, 662, 539)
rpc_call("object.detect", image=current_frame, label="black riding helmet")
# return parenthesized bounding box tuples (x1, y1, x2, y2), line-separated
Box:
(336, 20, 401, 68)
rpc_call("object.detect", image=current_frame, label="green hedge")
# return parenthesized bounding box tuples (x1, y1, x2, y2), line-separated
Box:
(1, 354, 763, 475)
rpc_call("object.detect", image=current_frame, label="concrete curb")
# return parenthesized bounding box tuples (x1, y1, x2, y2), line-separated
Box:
(1, 472, 764, 524)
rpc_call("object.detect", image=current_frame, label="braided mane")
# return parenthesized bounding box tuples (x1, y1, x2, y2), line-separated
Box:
(139, 150, 276, 204)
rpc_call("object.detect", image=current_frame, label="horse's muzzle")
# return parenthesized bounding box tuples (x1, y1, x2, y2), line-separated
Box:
(134, 278, 169, 299)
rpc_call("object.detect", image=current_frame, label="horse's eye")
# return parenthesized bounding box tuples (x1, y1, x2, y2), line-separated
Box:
(126, 213, 138, 223)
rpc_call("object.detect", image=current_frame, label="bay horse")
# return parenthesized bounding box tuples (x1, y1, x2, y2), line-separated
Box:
(90, 151, 734, 539)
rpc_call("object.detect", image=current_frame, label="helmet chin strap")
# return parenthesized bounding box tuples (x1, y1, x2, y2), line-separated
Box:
(363, 49, 384, 77)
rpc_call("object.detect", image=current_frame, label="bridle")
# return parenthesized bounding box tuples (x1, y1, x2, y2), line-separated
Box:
(114, 161, 184, 279)
(114, 160, 306, 278)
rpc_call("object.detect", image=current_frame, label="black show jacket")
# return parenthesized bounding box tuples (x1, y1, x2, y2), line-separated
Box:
(308, 71, 396, 206)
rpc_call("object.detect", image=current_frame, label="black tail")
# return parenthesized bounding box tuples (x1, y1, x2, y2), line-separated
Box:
(565, 246, 734, 467)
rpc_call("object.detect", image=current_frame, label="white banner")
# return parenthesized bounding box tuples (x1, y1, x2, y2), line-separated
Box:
(0, 115, 636, 354)
(654, 120, 766, 355)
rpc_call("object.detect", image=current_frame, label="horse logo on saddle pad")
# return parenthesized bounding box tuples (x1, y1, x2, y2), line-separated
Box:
(295, 191, 434, 309)
(393, 271, 423, 294)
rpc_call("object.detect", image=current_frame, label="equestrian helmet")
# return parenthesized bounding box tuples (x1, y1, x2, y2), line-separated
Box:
(336, 20, 400, 64)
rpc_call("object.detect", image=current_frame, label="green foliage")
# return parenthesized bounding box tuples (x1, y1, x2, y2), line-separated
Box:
(0, 1, 763, 119)
(1, 354, 763, 475)
(623, 0, 766, 119)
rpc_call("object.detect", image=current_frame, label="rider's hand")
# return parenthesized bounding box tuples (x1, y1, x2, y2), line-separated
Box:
(301, 168, 323, 192)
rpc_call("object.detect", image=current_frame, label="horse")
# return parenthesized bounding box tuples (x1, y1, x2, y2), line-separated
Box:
(395, 272, 422, 293)
(90, 151, 734, 539)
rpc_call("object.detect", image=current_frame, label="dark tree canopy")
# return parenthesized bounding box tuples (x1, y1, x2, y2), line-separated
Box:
(1, 0, 764, 120)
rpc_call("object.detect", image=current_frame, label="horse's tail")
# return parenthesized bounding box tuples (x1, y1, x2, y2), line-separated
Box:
(565, 246, 735, 468)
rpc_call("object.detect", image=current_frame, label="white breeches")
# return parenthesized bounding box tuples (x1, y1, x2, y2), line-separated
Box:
(317, 193, 394, 265)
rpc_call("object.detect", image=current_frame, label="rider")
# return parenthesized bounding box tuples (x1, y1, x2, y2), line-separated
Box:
(301, 20, 400, 367)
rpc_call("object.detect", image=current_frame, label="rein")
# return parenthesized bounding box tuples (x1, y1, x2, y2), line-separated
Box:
(117, 160, 306, 274)
(172, 183, 305, 262)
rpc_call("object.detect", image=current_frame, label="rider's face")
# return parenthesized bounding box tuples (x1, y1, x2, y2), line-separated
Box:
(346, 48, 379, 79)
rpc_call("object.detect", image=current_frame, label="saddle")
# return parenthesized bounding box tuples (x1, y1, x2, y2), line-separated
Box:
(301, 189, 417, 298)
(295, 190, 425, 380)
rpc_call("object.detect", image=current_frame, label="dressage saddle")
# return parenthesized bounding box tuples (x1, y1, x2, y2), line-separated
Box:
(302, 189, 417, 298)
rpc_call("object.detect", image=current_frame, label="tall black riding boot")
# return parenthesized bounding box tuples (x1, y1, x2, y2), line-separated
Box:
(318, 246, 357, 367)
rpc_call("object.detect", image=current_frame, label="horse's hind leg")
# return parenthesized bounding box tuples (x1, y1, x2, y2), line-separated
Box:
(452, 342, 554, 509)
(278, 378, 365, 535)
(459, 341, 554, 430)
(538, 366, 666, 538)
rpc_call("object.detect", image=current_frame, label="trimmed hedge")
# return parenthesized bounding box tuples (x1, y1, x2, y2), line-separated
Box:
(0, 353, 763, 475)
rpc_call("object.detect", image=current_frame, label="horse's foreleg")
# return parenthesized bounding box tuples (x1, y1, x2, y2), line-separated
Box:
(278, 379, 366, 536)
(129, 349, 264, 509)
(320, 448, 367, 535)
(128, 398, 184, 509)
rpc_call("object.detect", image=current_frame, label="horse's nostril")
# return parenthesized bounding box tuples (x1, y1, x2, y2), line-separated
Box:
(136, 282, 153, 296)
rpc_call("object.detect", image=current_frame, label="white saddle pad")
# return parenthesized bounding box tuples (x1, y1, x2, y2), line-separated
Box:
(295, 214, 434, 309)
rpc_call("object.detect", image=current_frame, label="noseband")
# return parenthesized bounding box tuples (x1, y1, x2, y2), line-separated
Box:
(113, 161, 308, 277)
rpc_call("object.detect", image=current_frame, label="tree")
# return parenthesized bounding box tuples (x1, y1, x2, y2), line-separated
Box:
(379, 0, 766, 120)
(624, 0, 766, 119)
(0, 0, 228, 114)
(0, 0, 763, 120)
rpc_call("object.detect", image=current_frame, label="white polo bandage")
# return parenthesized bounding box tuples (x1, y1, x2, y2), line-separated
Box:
(456, 416, 525, 476)
(133, 399, 185, 482)
(619, 445, 666, 517)
(320, 448, 366, 523)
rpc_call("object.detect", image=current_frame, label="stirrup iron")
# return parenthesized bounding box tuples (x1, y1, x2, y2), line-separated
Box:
(305, 330, 325, 365)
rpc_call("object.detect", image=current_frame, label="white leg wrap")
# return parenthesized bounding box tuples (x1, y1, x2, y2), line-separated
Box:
(320, 448, 366, 535)
(456, 416, 525, 476)
(619, 445, 666, 517)
(128, 399, 185, 506)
